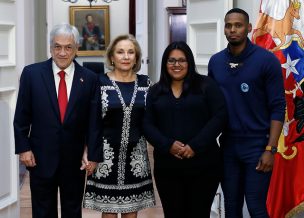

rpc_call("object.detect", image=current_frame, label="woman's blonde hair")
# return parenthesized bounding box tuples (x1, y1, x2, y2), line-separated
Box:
(105, 34, 142, 73)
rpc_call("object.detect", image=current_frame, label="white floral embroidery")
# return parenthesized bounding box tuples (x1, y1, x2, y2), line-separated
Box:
(83, 190, 155, 213)
(137, 87, 149, 91)
(101, 89, 109, 118)
(110, 78, 138, 186)
(100, 86, 115, 91)
(130, 137, 150, 178)
(94, 138, 114, 179)
(86, 179, 153, 190)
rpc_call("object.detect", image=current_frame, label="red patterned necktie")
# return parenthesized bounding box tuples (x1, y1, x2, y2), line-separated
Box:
(58, 71, 68, 123)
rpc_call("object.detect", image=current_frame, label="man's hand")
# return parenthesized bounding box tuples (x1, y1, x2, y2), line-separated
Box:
(256, 151, 274, 172)
(80, 146, 89, 171)
(19, 151, 36, 167)
(86, 161, 98, 176)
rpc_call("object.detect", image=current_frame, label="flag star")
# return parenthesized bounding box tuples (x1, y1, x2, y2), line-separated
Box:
(282, 54, 300, 78)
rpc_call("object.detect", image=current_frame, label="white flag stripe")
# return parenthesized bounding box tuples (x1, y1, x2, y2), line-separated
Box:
(261, 0, 289, 19)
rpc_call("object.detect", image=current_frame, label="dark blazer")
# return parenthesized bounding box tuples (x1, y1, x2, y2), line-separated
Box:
(14, 58, 102, 178)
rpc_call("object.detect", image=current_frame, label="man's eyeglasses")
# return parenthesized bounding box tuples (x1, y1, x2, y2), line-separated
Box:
(167, 58, 188, 65)
(53, 44, 75, 53)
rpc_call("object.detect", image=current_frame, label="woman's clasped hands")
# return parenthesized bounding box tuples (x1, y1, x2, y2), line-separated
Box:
(170, 140, 195, 159)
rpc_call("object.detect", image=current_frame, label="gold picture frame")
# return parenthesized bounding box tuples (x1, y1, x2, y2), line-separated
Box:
(69, 5, 110, 56)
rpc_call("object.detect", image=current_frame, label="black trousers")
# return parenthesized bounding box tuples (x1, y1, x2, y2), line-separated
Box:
(154, 169, 220, 218)
(29, 167, 86, 218)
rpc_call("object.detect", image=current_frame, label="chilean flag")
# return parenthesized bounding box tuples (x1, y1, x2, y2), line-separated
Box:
(252, 0, 304, 217)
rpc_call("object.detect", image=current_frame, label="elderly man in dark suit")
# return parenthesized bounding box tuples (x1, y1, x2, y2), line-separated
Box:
(14, 23, 101, 218)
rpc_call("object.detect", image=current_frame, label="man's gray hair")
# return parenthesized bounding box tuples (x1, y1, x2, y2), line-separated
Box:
(50, 23, 80, 46)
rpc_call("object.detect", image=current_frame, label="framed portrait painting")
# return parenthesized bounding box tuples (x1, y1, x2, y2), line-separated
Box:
(69, 5, 110, 56)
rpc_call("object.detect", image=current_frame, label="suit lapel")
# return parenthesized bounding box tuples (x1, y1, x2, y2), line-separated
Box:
(41, 59, 61, 119)
(64, 63, 84, 123)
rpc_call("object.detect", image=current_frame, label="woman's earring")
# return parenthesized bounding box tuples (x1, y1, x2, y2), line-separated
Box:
(111, 61, 114, 66)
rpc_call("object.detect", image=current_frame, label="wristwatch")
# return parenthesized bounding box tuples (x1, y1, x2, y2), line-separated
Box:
(265, 145, 277, 154)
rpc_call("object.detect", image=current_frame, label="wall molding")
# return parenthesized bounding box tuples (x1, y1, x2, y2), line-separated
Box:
(0, 87, 16, 93)
(0, 23, 16, 67)
(189, 19, 220, 74)
(0, 92, 18, 210)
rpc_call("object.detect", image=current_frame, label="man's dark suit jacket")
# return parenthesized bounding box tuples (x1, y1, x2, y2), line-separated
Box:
(14, 58, 102, 178)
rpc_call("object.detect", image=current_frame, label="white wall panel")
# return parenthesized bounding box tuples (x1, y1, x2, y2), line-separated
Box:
(0, 89, 17, 211)
(187, 0, 232, 75)
(189, 20, 219, 74)
(0, 24, 15, 67)
(0, 101, 11, 199)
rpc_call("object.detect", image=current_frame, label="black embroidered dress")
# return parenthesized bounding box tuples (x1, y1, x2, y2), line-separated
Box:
(83, 74, 155, 213)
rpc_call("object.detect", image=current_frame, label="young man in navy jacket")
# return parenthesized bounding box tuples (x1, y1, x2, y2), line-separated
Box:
(208, 8, 285, 218)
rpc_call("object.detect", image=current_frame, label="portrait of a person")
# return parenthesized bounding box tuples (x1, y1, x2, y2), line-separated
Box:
(81, 14, 105, 51)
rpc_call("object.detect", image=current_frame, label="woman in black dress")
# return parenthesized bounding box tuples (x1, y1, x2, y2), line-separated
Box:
(143, 41, 227, 218)
(83, 34, 155, 218)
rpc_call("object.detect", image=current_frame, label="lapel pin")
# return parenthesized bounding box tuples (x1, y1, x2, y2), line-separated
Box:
(80, 78, 84, 82)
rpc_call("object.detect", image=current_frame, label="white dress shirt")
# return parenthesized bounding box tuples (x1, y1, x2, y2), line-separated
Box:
(52, 61, 75, 100)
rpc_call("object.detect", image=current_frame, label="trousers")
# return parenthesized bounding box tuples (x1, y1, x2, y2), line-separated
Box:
(221, 136, 271, 218)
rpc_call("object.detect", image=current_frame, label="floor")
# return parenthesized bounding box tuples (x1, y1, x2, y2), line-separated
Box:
(20, 146, 164, 218)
